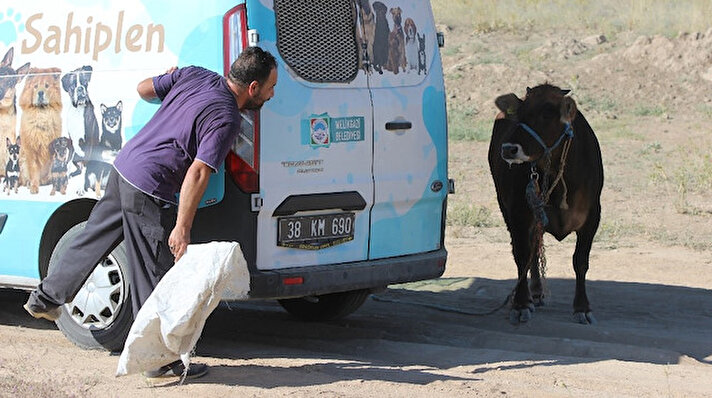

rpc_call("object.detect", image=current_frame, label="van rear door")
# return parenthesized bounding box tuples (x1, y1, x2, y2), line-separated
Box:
(247, 0, 374, 270)
(366, 1, 448, 259)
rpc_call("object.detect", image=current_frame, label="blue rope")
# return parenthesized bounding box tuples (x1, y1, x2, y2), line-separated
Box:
(519, 122, 573, 156)
(526, 178, 549, 227)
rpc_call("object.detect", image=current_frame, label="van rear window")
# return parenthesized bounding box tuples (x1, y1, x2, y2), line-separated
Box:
(274, 0, 359, 83)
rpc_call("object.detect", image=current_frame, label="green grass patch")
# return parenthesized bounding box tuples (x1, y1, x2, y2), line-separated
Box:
(594, 218, 642, 248)
(650, 146, 712, 195)
(447, 202, 496, 227)
(632, 105, 667, 117)
(449, 109, 492, 142)
(576, 95, 617, 114)
(442, 45, 460, 57)
(694, 104, 712, 119)
(646, 227, 712, 251)
(640, 141, 663, 155)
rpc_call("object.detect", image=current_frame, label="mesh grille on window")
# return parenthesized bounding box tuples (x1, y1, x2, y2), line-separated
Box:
(274, 0, 359, 83)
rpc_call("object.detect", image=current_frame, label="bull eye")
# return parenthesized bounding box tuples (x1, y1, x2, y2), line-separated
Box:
(45, 83, 49, 88)
(34, 84, 38, 89)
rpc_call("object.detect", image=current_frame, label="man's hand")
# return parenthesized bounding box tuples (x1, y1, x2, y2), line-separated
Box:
(169, 160, 213, 262)
(168, 225, 190, 262)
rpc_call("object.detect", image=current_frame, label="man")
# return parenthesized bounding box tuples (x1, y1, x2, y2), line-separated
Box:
(23, 46, 278, 380)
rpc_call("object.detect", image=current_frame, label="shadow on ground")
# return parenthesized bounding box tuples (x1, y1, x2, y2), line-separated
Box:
(1, 276, 710, 388)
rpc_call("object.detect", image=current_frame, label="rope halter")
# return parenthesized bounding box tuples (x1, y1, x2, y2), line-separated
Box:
(518, 122, 574, 158)
(521, 121, 575, 214)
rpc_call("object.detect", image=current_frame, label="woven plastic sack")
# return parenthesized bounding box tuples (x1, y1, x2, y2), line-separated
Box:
(116, 241, 250, 376)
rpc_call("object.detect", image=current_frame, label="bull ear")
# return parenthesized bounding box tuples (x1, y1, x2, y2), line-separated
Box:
(560, 96, 577, 123)
(495, 93, 521, 120)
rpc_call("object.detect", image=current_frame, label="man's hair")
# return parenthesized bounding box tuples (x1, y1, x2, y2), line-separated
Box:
(228, 46, 277, 87)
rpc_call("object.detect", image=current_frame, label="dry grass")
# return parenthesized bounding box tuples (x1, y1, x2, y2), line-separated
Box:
(437, 0, 712, 251)
(432, 0, 712, 37)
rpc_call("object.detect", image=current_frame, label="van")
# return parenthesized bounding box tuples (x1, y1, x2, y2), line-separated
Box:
(0, 0, 450, 350)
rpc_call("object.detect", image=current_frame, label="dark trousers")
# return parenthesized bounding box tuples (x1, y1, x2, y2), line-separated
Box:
(28, 169, 176, 317)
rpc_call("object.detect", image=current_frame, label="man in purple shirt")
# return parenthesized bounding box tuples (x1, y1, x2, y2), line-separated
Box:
(24, 47, 278, 381)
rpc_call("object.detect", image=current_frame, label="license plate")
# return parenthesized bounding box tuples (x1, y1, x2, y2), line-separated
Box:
(278, 212, 355, 250)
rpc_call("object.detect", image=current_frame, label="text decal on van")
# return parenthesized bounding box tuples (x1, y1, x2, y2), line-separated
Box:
(21, 12, 164, 61)
(302, 114, 365, 148)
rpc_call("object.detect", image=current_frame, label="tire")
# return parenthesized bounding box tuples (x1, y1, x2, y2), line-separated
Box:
(51, 222, 133, 352)
(278, 289, 371, 321)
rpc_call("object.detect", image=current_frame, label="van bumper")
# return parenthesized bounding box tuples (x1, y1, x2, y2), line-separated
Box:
(247, 248, 447, 299)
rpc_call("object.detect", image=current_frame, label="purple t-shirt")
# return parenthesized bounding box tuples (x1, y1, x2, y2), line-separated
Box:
(114, 66, 240, 203)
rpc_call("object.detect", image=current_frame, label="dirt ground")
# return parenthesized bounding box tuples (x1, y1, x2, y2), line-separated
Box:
(1, 238, 711, 397)
(2, 13, 712, 398)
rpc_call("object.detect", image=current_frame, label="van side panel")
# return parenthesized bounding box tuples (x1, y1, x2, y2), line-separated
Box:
(0, 0, 239, 284)
(0, 201, 60, 279)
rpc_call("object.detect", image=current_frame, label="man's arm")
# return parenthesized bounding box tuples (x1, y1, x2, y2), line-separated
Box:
(168, 160, 213, 261)
(137, 77, 158, 102)
(137, 66, 177, 103)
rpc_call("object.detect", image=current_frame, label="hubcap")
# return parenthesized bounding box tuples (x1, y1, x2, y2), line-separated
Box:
(65, 255, 125, 330)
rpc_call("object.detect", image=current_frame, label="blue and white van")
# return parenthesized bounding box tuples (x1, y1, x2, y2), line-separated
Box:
(0, 0, 449, 350)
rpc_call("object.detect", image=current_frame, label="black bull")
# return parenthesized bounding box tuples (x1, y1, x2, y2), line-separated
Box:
(488, 84, 604, 325)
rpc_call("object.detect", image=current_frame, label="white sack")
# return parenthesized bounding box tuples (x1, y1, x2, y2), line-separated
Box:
(116, 241, 250, 377)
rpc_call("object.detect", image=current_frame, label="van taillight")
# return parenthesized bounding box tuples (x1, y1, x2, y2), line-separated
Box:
(227, 110, 259, 192)
(223, 5, 248, 76)
(223, 4, 259, 193)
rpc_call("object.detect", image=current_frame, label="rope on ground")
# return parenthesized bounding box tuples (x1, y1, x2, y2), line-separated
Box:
(371, 293, 511, 316)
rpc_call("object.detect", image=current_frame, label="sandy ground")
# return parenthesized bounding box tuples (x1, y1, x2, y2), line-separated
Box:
(0, 235, 711, 397)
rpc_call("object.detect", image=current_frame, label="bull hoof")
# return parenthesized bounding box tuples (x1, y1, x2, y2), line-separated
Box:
(533, 296, 546, 307)
(573, 311, 597, 325)
(509, 308, 533, 325)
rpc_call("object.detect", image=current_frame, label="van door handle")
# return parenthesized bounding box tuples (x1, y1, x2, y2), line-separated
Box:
(385, 121, 412, 131)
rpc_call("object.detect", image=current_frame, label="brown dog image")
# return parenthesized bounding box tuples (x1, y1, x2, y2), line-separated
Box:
(19, 67, 63, 194)
(386, 7, 406, 74)
(0, 47, 31, 179)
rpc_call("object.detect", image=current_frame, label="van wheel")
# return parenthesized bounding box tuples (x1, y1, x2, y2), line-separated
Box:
(277, 289, 370, 321)
(52, 223, 133, 352)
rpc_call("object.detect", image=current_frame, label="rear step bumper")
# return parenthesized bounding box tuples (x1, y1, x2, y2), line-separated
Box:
(247, 248, 447, 299)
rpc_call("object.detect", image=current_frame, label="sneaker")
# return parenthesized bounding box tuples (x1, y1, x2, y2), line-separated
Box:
(143, 360, 209, 382)
(23, 302, 61, 322)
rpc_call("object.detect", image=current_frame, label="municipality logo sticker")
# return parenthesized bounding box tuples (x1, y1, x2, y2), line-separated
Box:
(302, 114, 365, 148)
(310, 117, 330, 146)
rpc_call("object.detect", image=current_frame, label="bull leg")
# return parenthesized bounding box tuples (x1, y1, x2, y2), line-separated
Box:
(530, 264, 545, 307)
(509, 225, 536, 324)
(572, 205, 600, 325)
